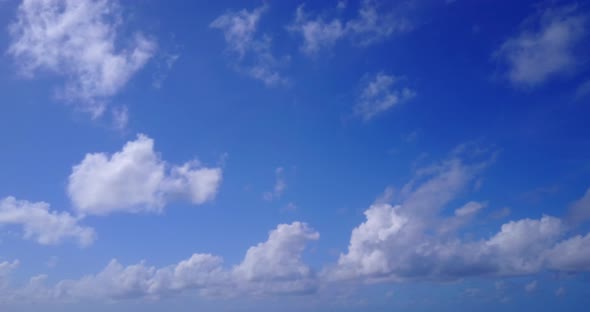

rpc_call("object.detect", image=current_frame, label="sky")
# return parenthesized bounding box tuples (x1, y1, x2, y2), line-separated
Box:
(0, 0, 590, 311)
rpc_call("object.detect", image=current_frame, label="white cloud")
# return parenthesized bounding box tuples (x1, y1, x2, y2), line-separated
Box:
(329, 152, 488, 281)
(355, 73, 415, 121)
(454, 201, 484, 217)
(289, 0, 412, 55)
(327, 148, 590, 282)
(546, 233, 590, 272)
(210, 5, 287, 86)
(55, 253, 227, 300)
(567, 187, 590, 224)
(494, 5, 587, 87)
(7, 0, 155, 116)
(67, 134, 222, 216)
(233, 222, 319, 294)
(0, 197, 95, 246)
(263, 167, 286, 201)
(486, 215, 564, 275)
(48, 222, 318, 300)
(289, 6, 345, 55)
(111, 106, 129, 130)
(525, 280, 538, 293)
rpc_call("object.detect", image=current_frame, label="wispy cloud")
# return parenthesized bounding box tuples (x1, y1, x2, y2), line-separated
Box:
(8, 0, 156, 117)
(263, 167, 286, 201)
(355, 73, 415, 121)
(494, 5, 588, 88)
(289, 0, 413, 56)
(210, 5, 287, 86)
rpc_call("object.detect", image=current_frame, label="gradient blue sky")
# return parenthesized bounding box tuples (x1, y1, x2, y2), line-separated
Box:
(1, 0, 590, 311)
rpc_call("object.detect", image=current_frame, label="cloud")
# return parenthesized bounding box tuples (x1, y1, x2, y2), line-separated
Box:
(566, 187, 590, 224)
(494, 5, 588, 87)
(111, 106, 129, 130)
(46, 222, 319, 301)
(546, 232, 590, 272)
(355, 73, 415, 121)
(210, 5, 287, 86)
(0, 197, 95, 246)
(555, 286, 566, 297)
(152, 53, 180, 89)
(233, 222, 319, 295)
(289, 0, 412, 55)
(67, 134, 222, 216)
(326, 147, 590, 282)
(263, 167, 286, 201)
(7, 0, 156, 117)
(525, 280, 538, 293)
(289, 6, 345, 55)
(55, 254, 227, 300)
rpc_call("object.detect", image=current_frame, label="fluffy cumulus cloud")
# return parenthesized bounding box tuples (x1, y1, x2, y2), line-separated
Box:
(233, 222, 319, 295)
(8, 0, 156, 116)
(327, 149, 590, 282)
(210, 5, 287, 86)
(12, 222, 319, 301)
(0, 197, 95, 246)
(55, 253, 227, 300)
(494, 5, 588, 87)
(67, 134, 222, 216)
(289, 0, 412, 55)
(355, 73, 415, 121)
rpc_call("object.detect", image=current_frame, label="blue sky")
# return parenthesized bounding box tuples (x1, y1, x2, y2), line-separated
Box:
(0, 0, 590, 311)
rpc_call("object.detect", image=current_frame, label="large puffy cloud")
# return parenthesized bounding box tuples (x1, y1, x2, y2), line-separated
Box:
(494, 5, 588, 87)
(0, 197, 95, 246)
(233, 222, 319, 295)
(68, 134, 222, 216)
(7, 0, 156, 118)
(328, 150, 590, 282)
(210, 5, 286, 86)
(289, 0, 413, 55)
(48, 222, 319, 301)
(546, 233, 590, 271)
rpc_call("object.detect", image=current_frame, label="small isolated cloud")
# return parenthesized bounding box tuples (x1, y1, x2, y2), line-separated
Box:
(0, 197, 95, 246)
(152, 53, 180, 89)
(555, 286, 566, 297)
(525, 280, 538, 293)
(491, 207, 512, 220)
(263, 167, 286, 201)
(494, 5, 588, 88)
(46, 256, 59, 269)
(67, 134, 222, 216)
(289, 0, 413, 55)
(355, 73, 415, 121)
(111, 106, 129, 130)
(282, 202, 298, 213)
(210, 5, 287, 86)
(7, 0, 156, 116)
